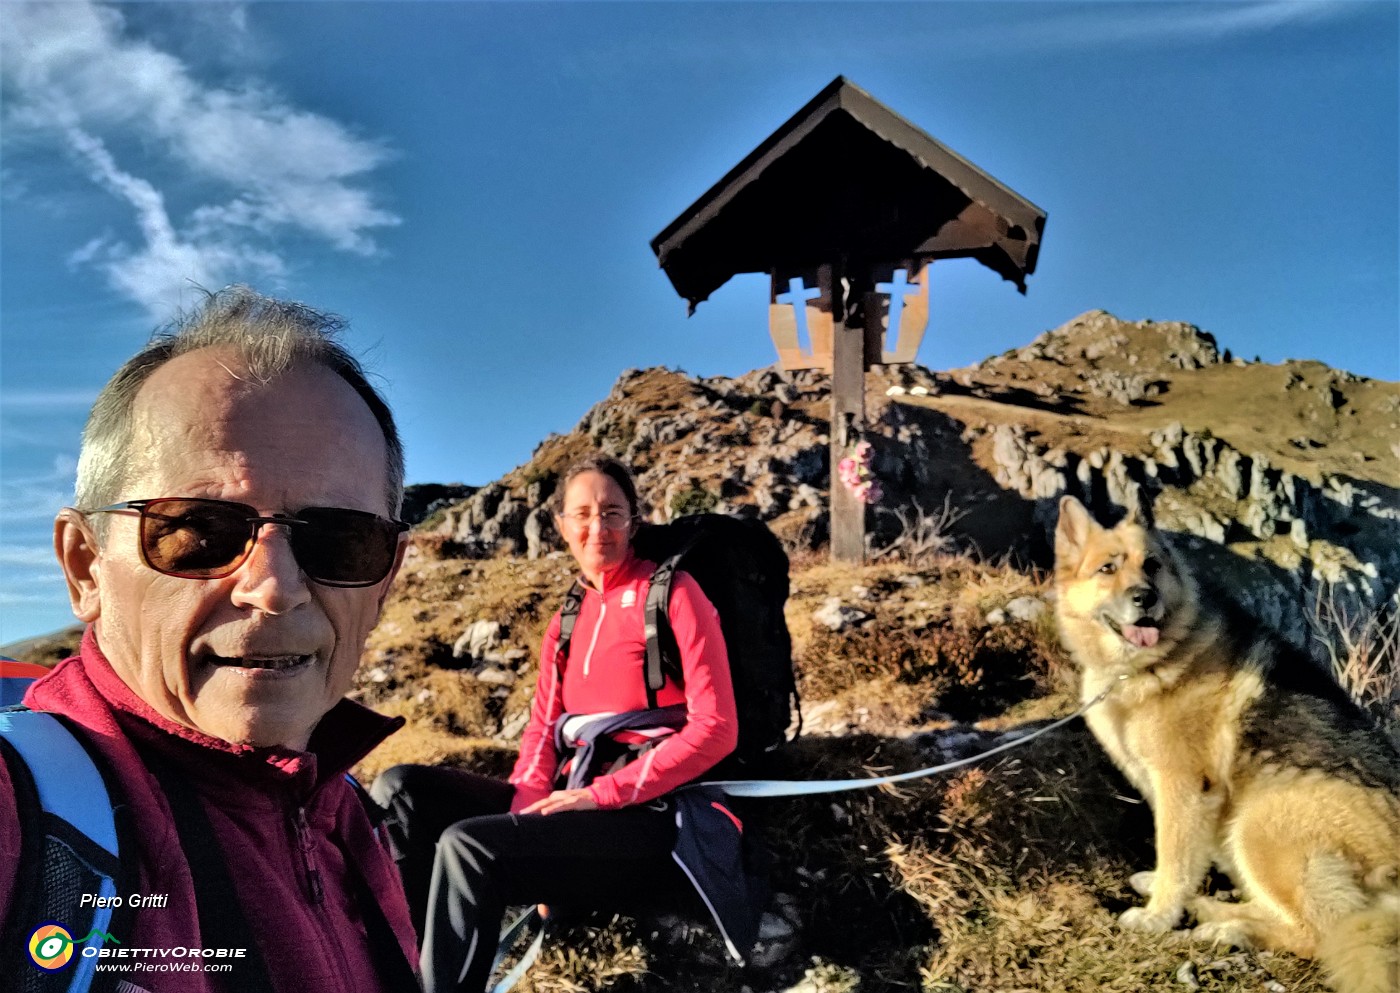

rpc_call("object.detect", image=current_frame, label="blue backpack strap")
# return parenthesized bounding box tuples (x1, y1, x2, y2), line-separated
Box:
(0, 709, 124, 993)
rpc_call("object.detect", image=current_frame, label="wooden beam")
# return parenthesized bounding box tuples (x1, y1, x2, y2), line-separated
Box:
(829, 263, 866, 563)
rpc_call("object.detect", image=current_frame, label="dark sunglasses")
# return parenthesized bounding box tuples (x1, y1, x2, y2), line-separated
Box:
(85, 497, 409, 588)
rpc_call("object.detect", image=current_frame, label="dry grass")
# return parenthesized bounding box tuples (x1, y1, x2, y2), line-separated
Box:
(356, 543, 1343, 993)
(354, 697, 518, 784)
(871, 495, 968, 566)
(1308, 583, 1400, 737)
(889, 733, 1331, 993)
(516, 918, 650, 993)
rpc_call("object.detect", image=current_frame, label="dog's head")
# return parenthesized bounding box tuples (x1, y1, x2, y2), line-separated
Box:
(1053, 495, 1194, 669)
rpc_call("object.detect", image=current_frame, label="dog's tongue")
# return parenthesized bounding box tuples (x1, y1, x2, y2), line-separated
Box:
(1123, 624, 1160, 649)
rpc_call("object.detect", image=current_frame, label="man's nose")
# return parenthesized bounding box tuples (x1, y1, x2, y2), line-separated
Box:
(230, 523, 313, 613)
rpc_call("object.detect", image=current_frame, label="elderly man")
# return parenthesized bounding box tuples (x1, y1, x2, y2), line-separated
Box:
(0, 288, 419, 992)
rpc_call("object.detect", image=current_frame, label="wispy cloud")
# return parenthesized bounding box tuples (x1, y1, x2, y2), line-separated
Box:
(0, 545, 60, 569)
(0, 590, 67, 608)
(560, 1, 1362, 83)
(984, 1, 1357, 54)
(0, 1, 399, 316)
(0, 453, 79, 521)
(0, 388, 100, 410)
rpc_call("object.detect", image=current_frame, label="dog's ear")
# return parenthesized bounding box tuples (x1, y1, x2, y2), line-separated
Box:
(1055, 495, 1095, 563)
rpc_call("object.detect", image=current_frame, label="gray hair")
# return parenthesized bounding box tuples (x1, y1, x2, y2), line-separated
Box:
(75, 286, 404, 538)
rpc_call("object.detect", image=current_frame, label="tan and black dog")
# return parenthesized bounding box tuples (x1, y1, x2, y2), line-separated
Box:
(1053, 495, 1399, 993)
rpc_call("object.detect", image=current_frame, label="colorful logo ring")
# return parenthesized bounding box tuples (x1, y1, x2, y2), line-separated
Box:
(28, 922, 76, 971)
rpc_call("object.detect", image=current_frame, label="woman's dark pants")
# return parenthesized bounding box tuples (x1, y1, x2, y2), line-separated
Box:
(371, 765, 696, 993)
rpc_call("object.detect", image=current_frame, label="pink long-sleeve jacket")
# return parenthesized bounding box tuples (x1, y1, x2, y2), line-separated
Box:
(509, 554, 738, 812)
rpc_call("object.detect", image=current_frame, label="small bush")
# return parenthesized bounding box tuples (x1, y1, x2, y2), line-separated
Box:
(1308, 584, 1400, 736)
(669, 486, 717, 519)
(522, 465, 557, 489)
(411, 532, 474, 561)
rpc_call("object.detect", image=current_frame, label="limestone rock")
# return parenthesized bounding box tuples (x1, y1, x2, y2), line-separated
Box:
(452, 620, 503, 661)
(813, 597, 872, 632)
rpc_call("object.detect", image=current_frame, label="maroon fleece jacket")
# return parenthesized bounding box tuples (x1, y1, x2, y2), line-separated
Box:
(0, 628, 417, 992)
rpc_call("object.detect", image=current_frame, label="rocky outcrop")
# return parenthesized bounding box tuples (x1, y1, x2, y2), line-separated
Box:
(428, 312, 1397, 651)
(978, 415, 1397, 642)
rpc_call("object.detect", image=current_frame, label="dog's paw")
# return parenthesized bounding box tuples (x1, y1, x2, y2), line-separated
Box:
(1119, 905, 1182, 933)
(1191, 920, 1252, 949)
(1127, 871, 1156, 896)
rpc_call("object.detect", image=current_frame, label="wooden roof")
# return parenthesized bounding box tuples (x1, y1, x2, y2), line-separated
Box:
(651, 76, 1047, 312)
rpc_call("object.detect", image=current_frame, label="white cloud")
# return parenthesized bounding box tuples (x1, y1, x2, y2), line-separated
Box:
(0, 590, 66, 608)
(0, 545, 60, 569)
(0, 451, 80, 521)
(0, 485, 70, 522)
(962, 1, 1357, 56)
(0, 389, 98, 410)
(0, 1, 398, 316)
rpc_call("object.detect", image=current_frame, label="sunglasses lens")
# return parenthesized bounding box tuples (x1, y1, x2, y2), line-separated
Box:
(140, 499, 254, 577)
(291, 507, 402, 587)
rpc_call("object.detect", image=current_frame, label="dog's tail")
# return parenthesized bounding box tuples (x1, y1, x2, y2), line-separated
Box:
(1317, 890, 1400, 993)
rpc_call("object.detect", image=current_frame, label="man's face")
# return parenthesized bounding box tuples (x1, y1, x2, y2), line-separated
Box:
(57, 347, 403, 750)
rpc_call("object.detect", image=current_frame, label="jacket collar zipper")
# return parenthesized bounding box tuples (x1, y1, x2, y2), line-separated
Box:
(293, 805, 325, 905)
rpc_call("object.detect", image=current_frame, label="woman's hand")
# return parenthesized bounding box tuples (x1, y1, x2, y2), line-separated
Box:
(520, 788, 599, 816)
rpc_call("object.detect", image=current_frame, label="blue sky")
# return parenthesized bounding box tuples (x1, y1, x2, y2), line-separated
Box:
(1, 1, 1396, 643)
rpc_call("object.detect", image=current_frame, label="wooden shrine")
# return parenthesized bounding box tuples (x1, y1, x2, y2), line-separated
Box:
(651, 77, 1046, 561)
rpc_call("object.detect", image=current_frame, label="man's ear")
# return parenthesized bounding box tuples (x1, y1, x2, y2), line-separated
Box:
(55, 509, 102, 623)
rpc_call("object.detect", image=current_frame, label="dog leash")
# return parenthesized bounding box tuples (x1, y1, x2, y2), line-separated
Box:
(490, 906, 546, 993)
(696, 674, 1128, 799)
(489, 675, 1126, 990)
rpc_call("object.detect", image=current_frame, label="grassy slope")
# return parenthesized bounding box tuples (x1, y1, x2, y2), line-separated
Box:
(351, 541, 1338, 993)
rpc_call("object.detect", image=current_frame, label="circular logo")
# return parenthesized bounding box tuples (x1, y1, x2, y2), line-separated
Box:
(28, 922, 75, 971)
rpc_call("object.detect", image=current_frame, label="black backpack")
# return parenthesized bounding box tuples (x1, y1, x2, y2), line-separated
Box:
(556, 514, 800, 772)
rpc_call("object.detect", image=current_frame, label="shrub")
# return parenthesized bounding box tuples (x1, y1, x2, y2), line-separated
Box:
(1308, 584, 1400, 737)
(410, 532, 473, 561)
(872, 496, 969, 566)
(669, 485, 717, 519)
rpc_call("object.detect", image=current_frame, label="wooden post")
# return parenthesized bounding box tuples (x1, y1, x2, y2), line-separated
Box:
(829, 264, 866, 562)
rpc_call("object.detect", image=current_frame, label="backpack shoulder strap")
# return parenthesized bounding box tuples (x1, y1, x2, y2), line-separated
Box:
(0, 708, 129, 993)
(554, 581, 587, 663)
(148, 757, 279, 993)
(1, 660, 52, 708)
(643, 547, 696, 708)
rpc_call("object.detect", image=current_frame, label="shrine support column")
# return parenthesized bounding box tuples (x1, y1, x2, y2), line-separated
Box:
(829, 264, 865, 563)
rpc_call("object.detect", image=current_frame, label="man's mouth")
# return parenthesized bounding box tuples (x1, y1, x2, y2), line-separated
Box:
(1102, 616, 1161, 649)
(205, 654, 317, 673)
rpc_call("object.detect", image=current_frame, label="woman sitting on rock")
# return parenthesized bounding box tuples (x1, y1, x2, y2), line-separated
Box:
(373, 454, 738, 993)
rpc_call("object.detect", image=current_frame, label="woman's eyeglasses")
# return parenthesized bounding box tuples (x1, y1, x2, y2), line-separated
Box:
(558, 509, 633, 532)
(85, 497, 409, 588)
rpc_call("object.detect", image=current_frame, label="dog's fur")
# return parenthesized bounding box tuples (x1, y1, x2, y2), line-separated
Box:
(1053, 496, 1400, 993)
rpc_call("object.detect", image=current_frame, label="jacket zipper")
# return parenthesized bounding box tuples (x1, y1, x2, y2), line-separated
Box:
(293, 806, 325, 904)
(581, 595, 607, 677)
(294, 801, 360, 985)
